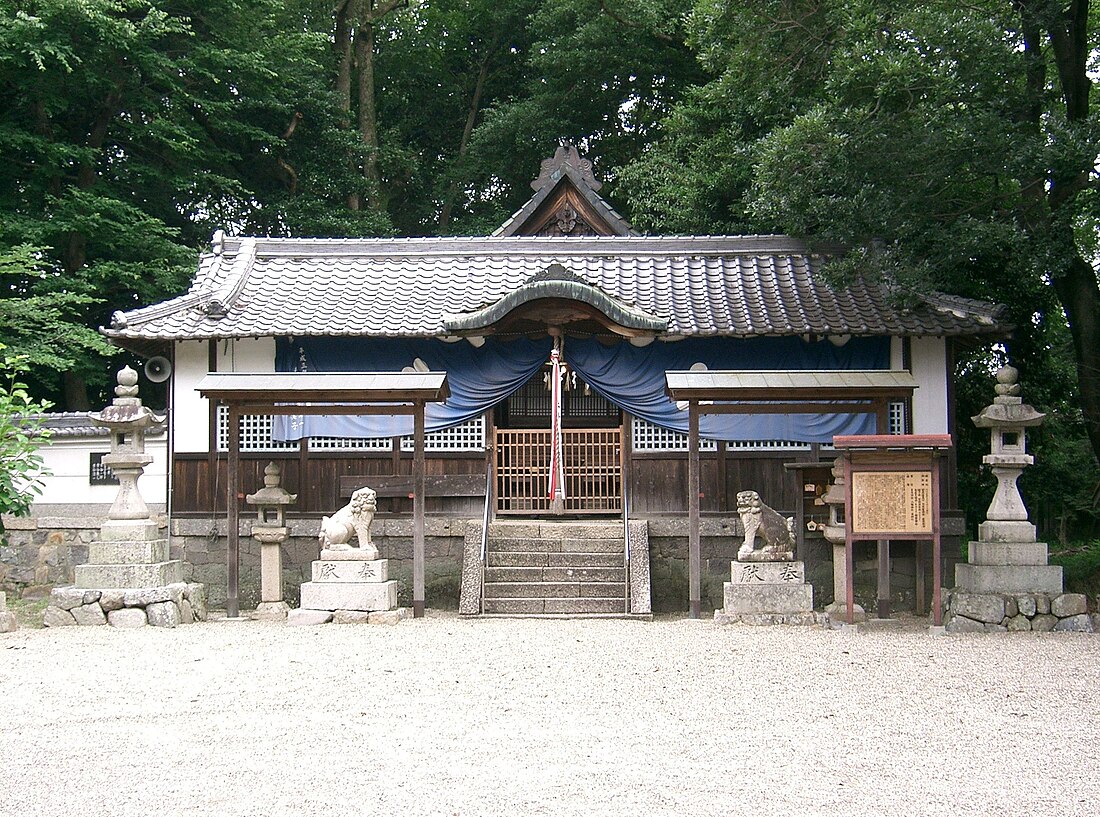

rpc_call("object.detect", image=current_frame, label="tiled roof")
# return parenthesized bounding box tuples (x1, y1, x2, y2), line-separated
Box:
(103, 235, 1005, 344)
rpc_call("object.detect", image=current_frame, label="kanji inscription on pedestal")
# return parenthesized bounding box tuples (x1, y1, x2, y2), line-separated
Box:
(851, 471, 933, 534)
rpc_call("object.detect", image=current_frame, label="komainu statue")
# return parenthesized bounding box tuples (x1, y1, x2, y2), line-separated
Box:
(319, 487, 379, 559)
(736, 490, 795, 561)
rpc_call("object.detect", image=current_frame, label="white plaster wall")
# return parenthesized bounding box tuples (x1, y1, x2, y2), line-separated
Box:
(173, 340, 210, 453)
(890, 336, 904, 370)
(35, 435, 168, 504)
(909, 336, 949, 434)
(173, 338, 277, 453)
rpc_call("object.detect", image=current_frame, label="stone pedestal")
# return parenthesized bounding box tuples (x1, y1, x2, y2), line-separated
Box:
(296, 548, 400, 622)
(823, 541, 866, 623)
(714, 559, 819, 626)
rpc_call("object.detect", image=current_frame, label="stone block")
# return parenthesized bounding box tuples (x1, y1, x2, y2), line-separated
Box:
(42, 606, 76, 627)
(1036, 594, 1051, 615)
(179, 599, 195, 624)
(88, 539, 169, 565)
(0, 591, 5, 611)
(1015, 595, 1037, 617)
(562, 537, 623, 553)
(954, 563, 1063, 594)
(627, 519, 652, 616)
(1006, 614, 1032, 631)
(311, 559, 388, 583)
(98, 520, 162, 543)
(123, 586, 172, 607)
(543, 597, 625, 614)
(977, 521, 1037, 543)
(984, 623, 1008, 632)
(1031, 614, 1058, 632)
(945, 614, 985, 633)
(482, 598, 543, 614)
(951, 592, 1005, 624)
(722, 583, 814, 615)
(1004, 596, 1018, 618)
(186, 583, 208, 621)
(299, 580, 397, 612)
(108, 608, 148, 628)
(729, 560, 805, 584)
(287, 609, 333, 626)
(71, 603, 107, 626)
(1050, 593, 1088, 618)
(458, 528, 482, 616)
(50, 587, 89, 611)
(0, 611, 17, 633)
(968, 542, 1048, 566)
(146, 601, 180, 628)
(1054, 614, 1094, 633)
(75, 561, 183, 589)
(369, 608, 408, 625)
(251, 601, 289, 621)
(318, 548, 381, 561)
(332, 610, 372, 624)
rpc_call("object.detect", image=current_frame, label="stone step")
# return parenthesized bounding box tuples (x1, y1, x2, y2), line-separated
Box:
(481, 597, 628, 615)
(487, 521, 625, 540)
(486, 551, 625, 569)
(483, 581, 626, 599)
(485, 566, 625, 583)
(489, 536, 624, 553)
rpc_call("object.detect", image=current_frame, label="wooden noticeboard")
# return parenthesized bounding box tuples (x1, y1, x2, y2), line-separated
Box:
(833, 435, 954, 628)
(850, 471, 933, 534)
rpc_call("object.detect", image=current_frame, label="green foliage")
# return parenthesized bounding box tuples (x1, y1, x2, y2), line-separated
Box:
(0, 346, 51, 526)
(1050, 541, 1100, 599)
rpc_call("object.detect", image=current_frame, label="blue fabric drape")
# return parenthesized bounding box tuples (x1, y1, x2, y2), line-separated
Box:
(273, 334, 888, 442)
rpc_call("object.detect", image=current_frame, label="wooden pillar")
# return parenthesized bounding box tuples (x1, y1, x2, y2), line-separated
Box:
(413, 401, 426, 618)
(688, 401, 701, 619)
(932, 454, 943, 627)
(844, 453, 856, 626)
(227, 404, 240, 619)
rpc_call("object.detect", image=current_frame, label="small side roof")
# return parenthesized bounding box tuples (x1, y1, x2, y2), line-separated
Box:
(665, 369, 918, 401)
(196, 372, 449, 404)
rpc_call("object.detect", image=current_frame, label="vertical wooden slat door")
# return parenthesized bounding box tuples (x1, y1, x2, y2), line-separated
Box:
(495, 428, 621, 515)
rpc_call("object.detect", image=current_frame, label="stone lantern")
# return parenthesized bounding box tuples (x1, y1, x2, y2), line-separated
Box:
(247, 462, 297, 619)
(90, 365, 163, 526)
(821, 458, 865, 621)
(971, 365, 1045, 543)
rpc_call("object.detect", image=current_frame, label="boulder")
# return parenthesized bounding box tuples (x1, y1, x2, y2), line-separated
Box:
(1006, 615, 1032, 632)
(71, 603, 107, 626)
(108, 608, 147, 629)
(179, 599, 195, 624)
(1036, 594, 1051, 615)
(146, 601, 180, 628)
(42, 605, 76, 627)
(1050, 593, 1088, 618)
(49, 587, 87, 611)
(0, 611, 17, 633)
(1031, 614, 1058, 632)
(1053, 614, 1094, 633)
(1004, 596, 1018, 618)
(99, 590, 126, 612)
(945, 614, 985, 633)
(287, 609, 333, 626)
(332, 610, 372, 625)
(1015, 595, 1037, 618)
(186, 583, 208, 621)
(952, 593, 1005, 624)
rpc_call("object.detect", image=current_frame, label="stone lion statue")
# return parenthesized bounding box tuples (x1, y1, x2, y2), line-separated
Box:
(319, 487, 378, 559)
(736, 490, 795, 561)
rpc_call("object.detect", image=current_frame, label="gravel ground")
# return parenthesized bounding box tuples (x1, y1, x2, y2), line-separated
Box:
(2, 612, 1098, 817)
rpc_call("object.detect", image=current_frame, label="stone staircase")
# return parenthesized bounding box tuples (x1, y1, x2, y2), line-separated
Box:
(481, 520, 629, 615)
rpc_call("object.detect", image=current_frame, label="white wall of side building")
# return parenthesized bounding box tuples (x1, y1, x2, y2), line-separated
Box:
(172, 337, 276, 453)
(35, 435, 168, 505)
(909, 336, 949, 434)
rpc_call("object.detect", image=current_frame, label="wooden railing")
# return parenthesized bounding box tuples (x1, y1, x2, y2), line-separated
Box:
(494, 428, 622, 515)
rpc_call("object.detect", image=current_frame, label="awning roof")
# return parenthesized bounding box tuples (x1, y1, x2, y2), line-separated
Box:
(196, 372, 449, 404)
(664, 369, 918, 401)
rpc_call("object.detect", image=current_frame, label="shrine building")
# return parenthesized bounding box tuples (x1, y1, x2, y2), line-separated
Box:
(101, 147, 1005, 616)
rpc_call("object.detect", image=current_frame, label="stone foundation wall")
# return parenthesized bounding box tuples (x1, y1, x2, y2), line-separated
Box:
(944, 589, 1097, 632)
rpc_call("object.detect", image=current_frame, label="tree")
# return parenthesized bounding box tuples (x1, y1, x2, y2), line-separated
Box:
(623, 1, 1100, 475)
(0, 346, 51, 528)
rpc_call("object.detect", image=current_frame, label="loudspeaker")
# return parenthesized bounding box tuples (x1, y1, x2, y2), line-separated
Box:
(144, 356, 172, 383)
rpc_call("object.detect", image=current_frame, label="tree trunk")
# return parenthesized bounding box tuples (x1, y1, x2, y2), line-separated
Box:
(356, 2, 385, 214)
(439, 49, 492, 231)
(334, 0, 359, 210)
(1050, 253, 1100, 463)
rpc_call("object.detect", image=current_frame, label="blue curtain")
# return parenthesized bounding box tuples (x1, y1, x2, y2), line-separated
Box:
(273, 334, 888, 442)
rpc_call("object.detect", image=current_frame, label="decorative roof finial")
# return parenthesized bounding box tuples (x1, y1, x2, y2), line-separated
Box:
(531, 144, 602, 192)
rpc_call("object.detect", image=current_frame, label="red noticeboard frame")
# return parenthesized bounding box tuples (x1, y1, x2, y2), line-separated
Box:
(833, 434, 954, 627)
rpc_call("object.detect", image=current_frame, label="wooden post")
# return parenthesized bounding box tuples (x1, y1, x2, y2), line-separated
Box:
(227, 405, 240, 619)
(413, 400, 426, 618)
(932, 454, 943, 627)
(688, 401, 701, 619)
(844, 453, 855, 626)
(914, 538, 927, 615)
